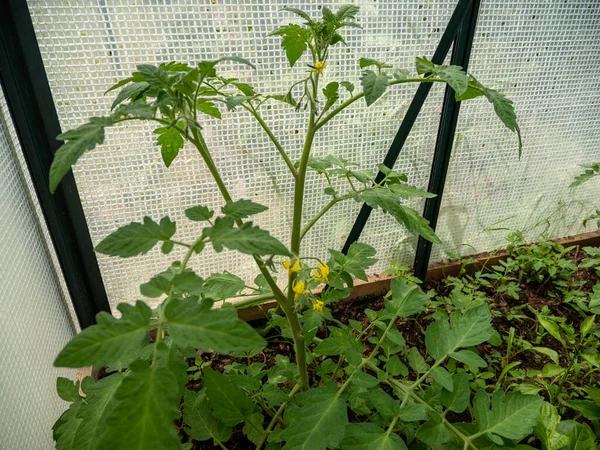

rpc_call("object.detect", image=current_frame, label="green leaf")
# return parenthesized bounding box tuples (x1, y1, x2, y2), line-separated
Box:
(54, 301, 151, 368)
(567, 399, 600, 420)
(185, 205, 214, 222)
(271, 24, 309, 67)
(556, 421, 596, 450)
(580, 314, 595, 338)
(204, 368, 255, 427)
(165, 297, 266, 353)
(415, 56, 436, 75)
(425, 304, 494, 361)
(369, 388, 400, 422)
(111, 81, 149, 109)
(448, 349, 487, 367)
(183, 389, 232, 444)
(54, 402, 82, 449)
(204, 216, 291, 256)
(361, 70, 389, 106)
(203, 272, 246, 300)
(534, 402, 570, 450)
(222, 199, 268, 219)
(322, 82, 339, 113)
(407, 347, 429, 374)
(214, 56, 256, 70)
(233, 82, 256, 96)
(154, 127, 184, 167)
(581, 353, 600, 368)
(437, 65, 469, 97)
(314, 326, 364, 366)
(57, 377, 81, 402)
(281, 7, 314, 24)
(225, 95, 252, 110)
(387, 279, 429, 317)
(112, 100, 154, 119)
(50, 117, 113, 193)
(359, 188, 440, 243)
(536, 315, 565, 346)
(430, 367, 453, 391)
(359, 58, 389, 69)
(398, 403, 429, 422)
(341, 423, 408, 450)
(280, 383, 348, 450)
(96, 216, 176, 258)
(417, 415, 453, 446)
(472, 389, 543, 443)
(441, 372, 470, 413)
(328, 242, 376, 281)
(196, 100, 222, 119)
(97, 359, 183, 449)
(72, 373, 125, 450)
(570, 164, 600, 188)
(341, 81, 355, 94)
(484, 88, 523, 156)
(243, 412, 265, 446)
(351, 371, 379, 389)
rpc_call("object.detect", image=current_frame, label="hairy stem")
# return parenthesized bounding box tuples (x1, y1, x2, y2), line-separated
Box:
(242, 103, 297, 178)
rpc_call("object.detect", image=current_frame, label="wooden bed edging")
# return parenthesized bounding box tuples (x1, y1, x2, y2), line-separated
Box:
(237, 230, 600, 322)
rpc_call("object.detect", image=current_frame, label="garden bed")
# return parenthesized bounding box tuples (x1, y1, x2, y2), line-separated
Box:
(93, 234, 600, 449)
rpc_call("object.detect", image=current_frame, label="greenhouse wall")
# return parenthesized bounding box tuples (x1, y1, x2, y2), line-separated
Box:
(26, 0, 600, 312)
(0, 89, 76, 449)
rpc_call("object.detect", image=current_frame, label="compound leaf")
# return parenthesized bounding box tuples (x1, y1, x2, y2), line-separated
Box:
(341, 423, 408, 450)
(387, 279, 429, 317)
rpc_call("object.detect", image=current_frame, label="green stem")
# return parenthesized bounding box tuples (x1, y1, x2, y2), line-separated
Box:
(256, 383, 302, 450)
(233, 293, 277, 309)
(314, 77, 446, 132)
(242, 103, 297, 178)
(300, 194, 352, 240)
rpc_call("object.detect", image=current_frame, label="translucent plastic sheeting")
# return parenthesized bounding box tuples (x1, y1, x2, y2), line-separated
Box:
(0, 89, 76, 449)
(27, 0, 600, 311)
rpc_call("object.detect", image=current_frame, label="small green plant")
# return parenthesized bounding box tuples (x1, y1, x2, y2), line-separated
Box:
(49, 5, 530, 449)
(570, 162, 600, 228)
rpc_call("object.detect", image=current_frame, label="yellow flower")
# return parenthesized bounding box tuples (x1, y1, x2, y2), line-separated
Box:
(312, 299, 324, 313)
(292, 280, 307, 300)
(311, 61, 326, 74)
(312, 262, 330, 283)
(283, 258, 301, 276)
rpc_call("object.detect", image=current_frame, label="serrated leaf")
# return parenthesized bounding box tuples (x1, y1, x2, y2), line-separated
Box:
(154, 127, 184, 167)
(328, 242, 376, 281)
(280, 383, 348, 450)
(222, 199, 268, 219)
(359, 188, 440, 243)
(54, 301, 151, 368)
(281, 7, 314, 24)
(314, 326, 364, 366)
(112, 100, 154, 119)
(225, 95, 252, 110)
(196, 100, 222, 119)
(204, 216, 290, 256)
(204, 368, 255, 427)
(185, 205, 214, 222)
(183, 389, 232, 444)
(484, 88, 522, 156)
(57, 377, 81, 402)
(441, 372, 470, 413)
(50, 117, 113, 193)
(437, 65, 469, 96)
(398, 403, 429, 422)
(359, 58, 388, 69)
(361, 70, 389, 106)
(369, 388, 400, 421)
(96, 216, 176, 257)
(243, 412, 265, 446)
(472, 389, 543, 443)
(111, 81, 149, 109)
(340, 81, 355, 94)
(271, 24, 309, 67)
(71, 373, 125, 450)
(341, 423, 408, 450)
(417, 414, 453, 446)
(407, 347, 429, 374)
(97, 359, 183, 450)
(449, 349, 487, 367)
(415, 56, 436, 75)
(534, 402, 570, 450)
(165, 297, 265, 353)
(430, 367, 453, 391)
(322, 82, 339, 113)
(351, 371, 379, 389)
(387, 279, 429, 317)
(203, 271, 245, 300)
(556, 420, 596, 450)
(54, 402, 82, 449)
(425, 304, 494, 361)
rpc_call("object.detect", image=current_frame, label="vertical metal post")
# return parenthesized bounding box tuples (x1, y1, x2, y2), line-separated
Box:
(413, 0, 481, 281)
(0, 0, 111, 328)
(341, 0, 474, 254)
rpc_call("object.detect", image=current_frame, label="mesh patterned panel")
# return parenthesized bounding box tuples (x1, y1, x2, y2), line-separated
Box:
(0, 89, 76, 449)
(28, 0, 599, 311)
